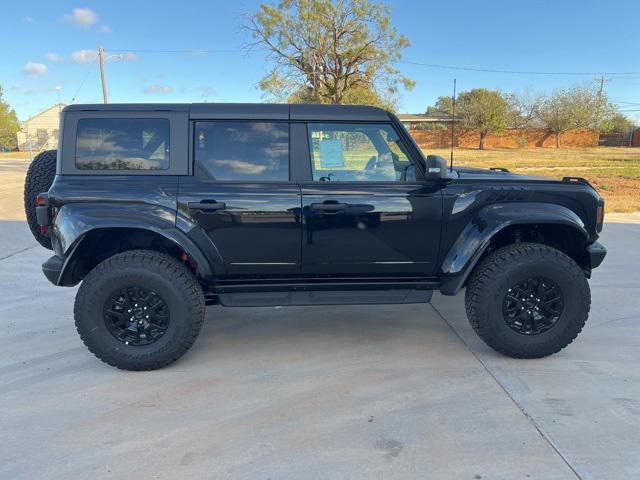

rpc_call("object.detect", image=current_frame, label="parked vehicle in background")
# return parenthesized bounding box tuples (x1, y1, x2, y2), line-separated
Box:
(24, 103, 606, 370)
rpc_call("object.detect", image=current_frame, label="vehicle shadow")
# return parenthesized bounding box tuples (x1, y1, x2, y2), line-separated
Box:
(191, 301, 465, 365)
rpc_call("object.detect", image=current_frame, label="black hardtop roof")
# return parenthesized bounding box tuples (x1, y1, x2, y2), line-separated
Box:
(63, 103, 392, 122)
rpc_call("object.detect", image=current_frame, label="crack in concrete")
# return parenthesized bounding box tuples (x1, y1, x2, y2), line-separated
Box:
(430, 302, 584, 480)
(0, 245, 37, 262)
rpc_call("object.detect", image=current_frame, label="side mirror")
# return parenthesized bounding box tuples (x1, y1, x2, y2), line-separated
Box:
(425, 155, 448, 179)
(400, 163, 416, 181)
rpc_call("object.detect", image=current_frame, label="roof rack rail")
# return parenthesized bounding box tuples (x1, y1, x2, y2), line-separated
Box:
(562, 176, 591, 186)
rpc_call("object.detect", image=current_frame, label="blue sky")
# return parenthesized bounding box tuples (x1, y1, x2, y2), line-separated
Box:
(3, 0, 640, 122)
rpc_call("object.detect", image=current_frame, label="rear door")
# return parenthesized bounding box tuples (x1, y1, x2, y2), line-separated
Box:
(300, 122, 442, 276)
(178, 120, 301, 276)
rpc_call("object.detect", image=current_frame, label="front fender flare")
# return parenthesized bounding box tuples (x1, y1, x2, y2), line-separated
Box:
(438, 202, 588, 295)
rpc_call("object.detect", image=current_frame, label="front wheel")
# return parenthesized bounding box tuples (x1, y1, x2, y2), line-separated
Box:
(74, 250, 205, 370)
(465, 243, 590, 358)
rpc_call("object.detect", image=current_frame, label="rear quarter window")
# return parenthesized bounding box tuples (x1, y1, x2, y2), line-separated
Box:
(75, 118, 170, 170)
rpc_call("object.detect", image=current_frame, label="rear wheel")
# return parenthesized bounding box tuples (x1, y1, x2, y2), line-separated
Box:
(465, 243, 590, 358)
(74, 250, 205, 370)
(23, 149, 57, 249)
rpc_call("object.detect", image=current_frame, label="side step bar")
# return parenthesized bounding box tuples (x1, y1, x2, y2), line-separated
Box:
(206, 277, 439, 307)
(217, 289, 433, 307)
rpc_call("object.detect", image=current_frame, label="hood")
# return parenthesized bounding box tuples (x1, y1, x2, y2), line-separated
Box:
(454, 166, 552, 182)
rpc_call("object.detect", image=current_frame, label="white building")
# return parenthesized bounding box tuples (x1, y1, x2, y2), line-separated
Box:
(16, 104, 65, 152)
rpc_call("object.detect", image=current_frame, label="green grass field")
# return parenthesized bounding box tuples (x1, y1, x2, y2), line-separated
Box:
(426, 147, 640, 212)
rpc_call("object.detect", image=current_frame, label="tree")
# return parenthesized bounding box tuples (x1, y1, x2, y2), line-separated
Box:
(244, 0, 414, 109)
(506, 89, 543, 130)
(459, 89, 509, 149)
(600, 112, 635, 134)
(0, 86, 21, 151)
(427, 89, 509, 149)
(537, 83, 612, 148)
(426, 96, 454, 116)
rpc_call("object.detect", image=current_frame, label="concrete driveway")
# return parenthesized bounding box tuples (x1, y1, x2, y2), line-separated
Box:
(1, 159, 639, 479)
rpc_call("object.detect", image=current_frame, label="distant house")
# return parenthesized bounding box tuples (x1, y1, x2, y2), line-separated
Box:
(16, 104, 65, 152)
(397, 113, 462, 130)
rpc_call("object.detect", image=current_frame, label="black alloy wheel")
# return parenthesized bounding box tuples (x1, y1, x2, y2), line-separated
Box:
(465, 243, 590, 359)
(502, 277, 564, 335)
(104, 286, 170, 346)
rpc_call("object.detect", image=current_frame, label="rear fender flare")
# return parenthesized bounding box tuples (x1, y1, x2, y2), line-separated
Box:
(52, 203, 221, 285)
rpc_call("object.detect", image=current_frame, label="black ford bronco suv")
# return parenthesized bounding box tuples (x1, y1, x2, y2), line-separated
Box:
(24, 103, 606, 370)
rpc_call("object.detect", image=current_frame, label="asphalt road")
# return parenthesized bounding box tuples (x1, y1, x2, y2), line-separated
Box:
(1, 158, 639, 479)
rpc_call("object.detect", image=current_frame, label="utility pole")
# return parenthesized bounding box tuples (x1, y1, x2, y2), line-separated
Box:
(98, 47, 108, 104)
(450, 78, 456, 172)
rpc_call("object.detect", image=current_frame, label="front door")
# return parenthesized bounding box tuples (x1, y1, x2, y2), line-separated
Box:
(178, 120, 301, 276)
(300, 122, 442, 276)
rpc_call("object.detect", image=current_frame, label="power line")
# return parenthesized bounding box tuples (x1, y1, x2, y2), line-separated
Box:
(398, 60, 640, 76)
(101, 47, 640, 77)
(612, 100, 640, 106)
(104, 48, 238, 54)
(71, 57, 98, 103)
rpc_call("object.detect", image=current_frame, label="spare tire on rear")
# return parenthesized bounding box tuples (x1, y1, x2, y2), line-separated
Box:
(24, 149, 57, 250)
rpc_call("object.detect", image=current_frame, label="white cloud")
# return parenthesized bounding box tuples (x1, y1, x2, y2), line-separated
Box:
(23, 16, 34, 23)
(46, 52, 65, 63)
(144, 85, 173, 94)
(119, 52, 139, 62)
(22, 61, 48, 76)
(99, 24, 112, 33)
(71, 49, 98, 64)
(197, 86, 216, 98)
(178, 86, 216, 98)
(64, 7, 99, 28)
(10, 85, 57, 95)
(70, 49, 139, 64)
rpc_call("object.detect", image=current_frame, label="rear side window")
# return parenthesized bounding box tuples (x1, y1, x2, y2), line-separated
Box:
(194, 122, 289, 181)
(75, 118, 170, 170)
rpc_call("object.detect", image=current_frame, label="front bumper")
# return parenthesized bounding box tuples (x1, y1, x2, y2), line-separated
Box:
(42, 255, 64, 285)
(587, 241, 607, 269)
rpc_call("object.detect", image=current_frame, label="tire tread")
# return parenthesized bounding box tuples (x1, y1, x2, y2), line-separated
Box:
(74, 250, 205, 370)
(465, 242, 591, 358)
(23, 150, 57, 249)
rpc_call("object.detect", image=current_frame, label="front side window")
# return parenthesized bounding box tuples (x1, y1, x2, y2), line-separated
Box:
(308, 123, 414, 182)
(75, 118, 170, 170)
(194, 122, 289, 181)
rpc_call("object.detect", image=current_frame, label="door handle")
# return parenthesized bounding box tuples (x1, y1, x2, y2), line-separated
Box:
(188, 201, 226, 212)
(310, 202, 349, 212)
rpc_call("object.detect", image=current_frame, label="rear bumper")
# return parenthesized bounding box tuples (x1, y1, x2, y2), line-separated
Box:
(42, 255, 64, 285)
(587, 241, 607, 269)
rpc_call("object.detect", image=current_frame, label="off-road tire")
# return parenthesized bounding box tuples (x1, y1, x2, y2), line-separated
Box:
(24, 149, 57, 249)
(465, 243, 590, 358)
(74, 250, 205, 370)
